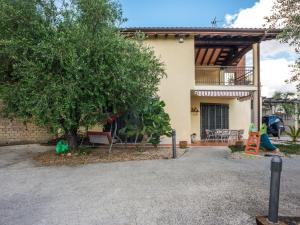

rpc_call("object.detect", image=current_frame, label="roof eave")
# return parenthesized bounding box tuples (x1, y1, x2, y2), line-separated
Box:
(120, 27, 280, 41)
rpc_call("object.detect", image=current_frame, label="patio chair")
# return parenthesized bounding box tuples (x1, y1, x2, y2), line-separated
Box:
(228, 130, 239, 143)
(214, 129, 222, 142)
(205, 129, 215, 142)
(220, 129, 231, 142)
(238, 130, 244, 140)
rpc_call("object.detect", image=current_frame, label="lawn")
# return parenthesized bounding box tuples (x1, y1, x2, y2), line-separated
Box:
(274, 143, 300, 155)
(228, 143, 300, 155)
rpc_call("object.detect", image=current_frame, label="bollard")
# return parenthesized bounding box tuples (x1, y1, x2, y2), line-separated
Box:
(268, 156, 282, 223)
(172, 129, 176, 159)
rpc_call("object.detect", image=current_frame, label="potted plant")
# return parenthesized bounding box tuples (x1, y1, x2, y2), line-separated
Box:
(179, 141, 188, 149)
(191, 133, 197, 143)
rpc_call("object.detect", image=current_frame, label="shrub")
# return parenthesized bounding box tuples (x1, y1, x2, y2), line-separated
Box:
(120, 98, 172, 147)
(286, 126, 300, 142)
(228, 145, 245, 153)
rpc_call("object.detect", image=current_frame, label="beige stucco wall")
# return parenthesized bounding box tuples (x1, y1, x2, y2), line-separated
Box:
(145, 37, 195, 143)
(191, 96, 251, 140)
(144, 37, 257, 144)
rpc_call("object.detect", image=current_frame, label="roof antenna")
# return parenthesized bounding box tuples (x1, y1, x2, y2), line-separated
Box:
(211, 17, 223, 28)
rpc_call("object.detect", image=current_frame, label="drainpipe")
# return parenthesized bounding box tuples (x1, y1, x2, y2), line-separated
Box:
(257, 43, 261, 130)
(256, 31, 267, 130)
(253, 42, 261, 130)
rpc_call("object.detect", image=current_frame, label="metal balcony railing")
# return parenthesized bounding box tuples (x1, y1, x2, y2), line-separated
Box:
(195, 66, 254, 86)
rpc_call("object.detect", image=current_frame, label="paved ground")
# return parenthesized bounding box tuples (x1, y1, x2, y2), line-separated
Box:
(0, 145, 299, 225)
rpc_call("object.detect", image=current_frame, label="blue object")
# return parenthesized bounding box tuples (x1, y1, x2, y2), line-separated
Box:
(260, 133, 277, 151)
(268, 115, 280, 126)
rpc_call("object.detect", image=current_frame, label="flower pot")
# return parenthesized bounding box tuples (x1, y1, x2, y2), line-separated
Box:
(191, 134, 197, 143)
(179, 141, 188, 149)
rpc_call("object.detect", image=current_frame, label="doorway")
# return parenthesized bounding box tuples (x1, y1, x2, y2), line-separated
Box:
(200, 103, 229, 139)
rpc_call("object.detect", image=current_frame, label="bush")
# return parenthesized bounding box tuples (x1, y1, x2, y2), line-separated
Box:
(228, 145, 245, 153)
(119, 98, 172, 147)
(285, 126, 300, 142)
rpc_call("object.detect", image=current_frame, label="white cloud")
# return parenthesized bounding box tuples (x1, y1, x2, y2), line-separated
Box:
(261, 58, 296, 97)
(261, 40, 296, 59)
(225, 0, 274, 28)
(225, 0, 297, 97)
(224, 13, 238, 26)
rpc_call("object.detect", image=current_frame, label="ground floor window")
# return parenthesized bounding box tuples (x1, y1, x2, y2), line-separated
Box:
(200, 103, 229, 139)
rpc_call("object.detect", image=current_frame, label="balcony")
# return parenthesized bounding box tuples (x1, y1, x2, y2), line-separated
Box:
(195, 66, 254, 86)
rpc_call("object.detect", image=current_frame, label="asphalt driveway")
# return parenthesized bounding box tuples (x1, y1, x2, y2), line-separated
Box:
(0, 145, 299, 225)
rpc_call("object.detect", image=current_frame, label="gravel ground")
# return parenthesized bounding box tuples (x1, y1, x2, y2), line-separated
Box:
(0, 145, 299, 225)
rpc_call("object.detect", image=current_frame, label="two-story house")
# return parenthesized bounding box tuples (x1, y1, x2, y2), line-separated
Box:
(122, 27, 279, 144)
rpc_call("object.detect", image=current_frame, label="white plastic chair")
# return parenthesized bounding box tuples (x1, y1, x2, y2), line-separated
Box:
(205, 129, 215, 142)
(220, 129, 230, 142)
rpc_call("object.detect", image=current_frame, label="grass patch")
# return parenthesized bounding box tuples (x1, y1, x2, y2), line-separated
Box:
(228, 145, 245, 153)
(229, 143, 300, 155)
(275, 144, 300, 155)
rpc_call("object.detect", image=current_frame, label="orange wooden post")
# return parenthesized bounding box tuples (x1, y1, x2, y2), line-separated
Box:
(245, 132, 260, 155)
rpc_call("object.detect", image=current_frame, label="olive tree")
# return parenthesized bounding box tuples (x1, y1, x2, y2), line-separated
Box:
(0, 0, 165, 150)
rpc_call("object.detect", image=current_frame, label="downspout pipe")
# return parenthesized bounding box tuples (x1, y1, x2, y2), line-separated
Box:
(257, 31, 267, 130)
(257, 44, 261, 130)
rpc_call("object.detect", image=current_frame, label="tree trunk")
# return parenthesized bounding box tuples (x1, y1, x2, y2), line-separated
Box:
(68, 129, 78, 151)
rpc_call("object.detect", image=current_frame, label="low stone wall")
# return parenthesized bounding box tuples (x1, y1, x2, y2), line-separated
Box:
(0, 118, 52, 145)
(0, 100, 53, 145)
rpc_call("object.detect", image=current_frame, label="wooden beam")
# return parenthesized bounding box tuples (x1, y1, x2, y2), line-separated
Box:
(195, 35, 261, 41)
(207, 48, 217, 65)
(200, 48, 208, 65)
(222, 47, 238, 65)
(196, 44, 249, 49)
(195, 40, 256, 46)
(225, 45, 252, 65)
(210, 48, 222, 65)
(195, 49, 200, 63)
(202, 48, 214, 65)
(196, 48, 207, 65)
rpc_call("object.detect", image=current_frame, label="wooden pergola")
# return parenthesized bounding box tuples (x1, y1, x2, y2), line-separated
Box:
(263, 98, 300, 104)
(263, 97, 300, 129)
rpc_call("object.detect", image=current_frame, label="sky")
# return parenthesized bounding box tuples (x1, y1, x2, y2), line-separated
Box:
(118, 0, 297, 97)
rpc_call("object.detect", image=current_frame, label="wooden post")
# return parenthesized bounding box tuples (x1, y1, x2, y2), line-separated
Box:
(272, 105, 276, 114)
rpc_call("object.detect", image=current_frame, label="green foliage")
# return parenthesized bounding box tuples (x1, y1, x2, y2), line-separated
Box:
(119, 98, 172, 147)
(286, 126, 300, 142)
(0, 0, 165, 149)
(229, 143, 300, 155)
(273, 91, 296, 114)
(275, 143, 300, 155)
(228, 145, 245, 153)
